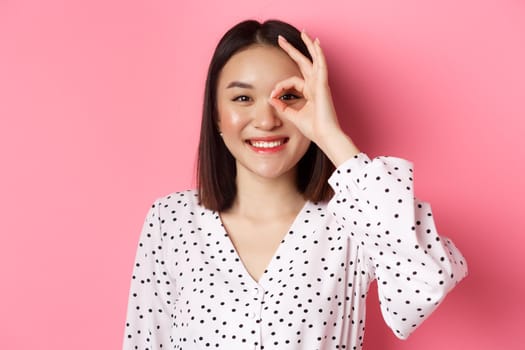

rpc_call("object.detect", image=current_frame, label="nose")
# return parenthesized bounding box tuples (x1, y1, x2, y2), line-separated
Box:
(253, 101, 282, 130)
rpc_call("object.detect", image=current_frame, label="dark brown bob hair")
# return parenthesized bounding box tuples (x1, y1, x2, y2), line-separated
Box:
(197, 19, 335, 211)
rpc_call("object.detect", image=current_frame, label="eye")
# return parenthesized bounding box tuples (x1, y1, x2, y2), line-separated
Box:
(232, 95, 251, 102)
(279, 93, 301, 101)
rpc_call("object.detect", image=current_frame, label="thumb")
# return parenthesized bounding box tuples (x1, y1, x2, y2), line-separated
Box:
(268, 95, 299, 124)
(269, 75, 305, 120)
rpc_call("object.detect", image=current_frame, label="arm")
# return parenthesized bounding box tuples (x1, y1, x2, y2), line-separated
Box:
(269, 31, 361, 165)
(327, 153, 468, 339)
(122, 200, 175, 349)
(272, 30, 467, 337)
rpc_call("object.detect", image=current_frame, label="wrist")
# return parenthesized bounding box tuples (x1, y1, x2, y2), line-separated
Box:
(315, 128, 360, 167)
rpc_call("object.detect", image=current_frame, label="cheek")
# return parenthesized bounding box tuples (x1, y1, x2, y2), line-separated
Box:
(298, 139, 312, 157)
(218, 105, 248, 133)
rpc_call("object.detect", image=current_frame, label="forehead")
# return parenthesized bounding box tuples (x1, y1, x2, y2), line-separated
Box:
(218, 45, 301, 89)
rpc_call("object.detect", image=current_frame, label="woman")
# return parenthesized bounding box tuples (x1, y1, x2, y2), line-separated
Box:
(123, 19, 467, 350)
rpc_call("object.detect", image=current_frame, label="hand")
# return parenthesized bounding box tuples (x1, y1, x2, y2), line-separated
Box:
(269, 31, 339, 143)
(269, 31, 360, 166)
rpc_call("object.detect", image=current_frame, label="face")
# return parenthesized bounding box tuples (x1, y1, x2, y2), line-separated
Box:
(216, 44, 311, 181)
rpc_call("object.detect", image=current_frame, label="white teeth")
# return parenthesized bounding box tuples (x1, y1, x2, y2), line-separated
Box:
(250, 140, 284, 148)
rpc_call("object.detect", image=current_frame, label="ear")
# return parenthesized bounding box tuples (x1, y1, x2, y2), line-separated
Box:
(216, 116, 223, 135)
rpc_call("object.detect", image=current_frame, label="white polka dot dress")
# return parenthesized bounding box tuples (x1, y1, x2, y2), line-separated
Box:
(123, 153, 467, 350)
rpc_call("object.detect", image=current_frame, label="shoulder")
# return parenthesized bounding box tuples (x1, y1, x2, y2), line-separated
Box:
(155, 189, 199, 205)
(150, 189, 203, 214)
(147, 189, 219, 242)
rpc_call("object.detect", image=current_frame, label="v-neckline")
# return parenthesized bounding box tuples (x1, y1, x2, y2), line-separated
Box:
(214, 200, 311, 287)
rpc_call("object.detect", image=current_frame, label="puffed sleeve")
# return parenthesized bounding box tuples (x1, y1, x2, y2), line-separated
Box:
(327, 153, 468, 339)
(123, 200, 175, 349)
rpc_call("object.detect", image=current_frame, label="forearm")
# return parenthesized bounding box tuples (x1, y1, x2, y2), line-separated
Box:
(315, 127, 361, 167)
(327, 154, 468, 338)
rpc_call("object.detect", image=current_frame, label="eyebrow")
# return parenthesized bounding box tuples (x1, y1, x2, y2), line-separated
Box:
(226, 81, 254, 89)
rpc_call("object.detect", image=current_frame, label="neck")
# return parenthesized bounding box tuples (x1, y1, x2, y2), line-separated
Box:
(227, 166, 306, 220)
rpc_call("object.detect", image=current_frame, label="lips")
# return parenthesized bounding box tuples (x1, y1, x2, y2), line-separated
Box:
(245, 137, 289, 152)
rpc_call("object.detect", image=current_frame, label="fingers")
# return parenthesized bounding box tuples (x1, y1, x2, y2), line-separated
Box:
(270, 76, 305, 99)
(312, 36, 327, 75)
(301, 31, 328, 79)
(268, 95, 288, 114)
(279, 31, 328, 81)
(269, 76, 305, 114)
(300, 31, 318, 64)
(278, 35, 312, 78)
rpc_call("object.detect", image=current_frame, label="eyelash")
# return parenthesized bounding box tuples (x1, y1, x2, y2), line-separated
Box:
(232, 95, 251, 102)
(279, 93, 301, 101)
(231, 93, 301, 102)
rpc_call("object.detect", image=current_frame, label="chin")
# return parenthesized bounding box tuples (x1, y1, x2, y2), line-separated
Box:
(250, 164, 296, 180)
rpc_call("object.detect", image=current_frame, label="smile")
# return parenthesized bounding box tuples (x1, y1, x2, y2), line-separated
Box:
(246, 137, 289, 152)
(249, 140, 285, 148)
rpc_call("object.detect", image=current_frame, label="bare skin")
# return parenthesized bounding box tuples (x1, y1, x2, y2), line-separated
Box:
(217, 31, 360, 282)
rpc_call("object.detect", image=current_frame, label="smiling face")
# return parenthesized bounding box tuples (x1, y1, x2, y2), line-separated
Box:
(216, 44, 311, 181)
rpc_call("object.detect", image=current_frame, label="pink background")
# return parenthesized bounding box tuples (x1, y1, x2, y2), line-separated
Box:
(1, 0, 524, 349)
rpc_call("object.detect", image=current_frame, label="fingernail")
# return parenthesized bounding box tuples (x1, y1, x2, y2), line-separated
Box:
(315, 37, 320, 45)
(278, 35, 287, 42)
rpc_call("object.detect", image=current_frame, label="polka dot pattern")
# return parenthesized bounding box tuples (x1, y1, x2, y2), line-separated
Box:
(123, 153, 467, 350)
